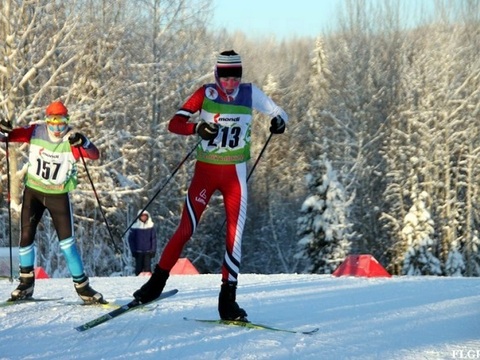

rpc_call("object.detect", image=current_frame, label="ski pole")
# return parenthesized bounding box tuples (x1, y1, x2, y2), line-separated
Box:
(121, 138, 202, 238)
(246, 132, 273, 183)
(218, 133, 274, 233)
(5, 135, 13, 282)
(78, 150, 121, 254)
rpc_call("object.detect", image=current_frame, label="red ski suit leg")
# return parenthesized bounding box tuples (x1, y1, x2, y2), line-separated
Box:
(158, 161, 247, 283)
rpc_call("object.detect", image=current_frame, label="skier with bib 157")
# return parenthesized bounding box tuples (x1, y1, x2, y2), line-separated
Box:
(132, 50, 288, 321)
(0, 101, 105, 304)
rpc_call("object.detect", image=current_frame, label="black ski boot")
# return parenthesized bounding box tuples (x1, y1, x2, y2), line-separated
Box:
(133, 265, 169, 304)
(10, 267, 35, 301)
(218, 282, 248, 321)
(75, 277, 106, 304)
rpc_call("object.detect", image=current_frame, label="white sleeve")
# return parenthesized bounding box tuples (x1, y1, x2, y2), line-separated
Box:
(251, 84, 288, 123)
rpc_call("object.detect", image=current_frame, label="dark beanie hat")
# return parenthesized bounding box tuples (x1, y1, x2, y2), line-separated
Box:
(216, 50, 242, 78)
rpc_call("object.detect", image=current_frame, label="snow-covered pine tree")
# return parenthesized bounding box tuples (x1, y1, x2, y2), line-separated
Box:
(402, 191, 442, 275)
(445, 239, 465, 276)
(296, 155, 353, 274)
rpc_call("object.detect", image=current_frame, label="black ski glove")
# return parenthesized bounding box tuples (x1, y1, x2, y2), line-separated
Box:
(69, 133, 89, 147)
(269, 116, 286, 134)
(0, 119, 13, 134)
(196, 121, 219, 140)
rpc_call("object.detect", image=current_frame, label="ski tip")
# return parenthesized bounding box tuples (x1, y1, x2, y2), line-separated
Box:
(303, 327, 320, 335)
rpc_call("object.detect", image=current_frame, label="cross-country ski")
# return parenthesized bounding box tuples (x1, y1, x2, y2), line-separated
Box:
(0, 297, 63, 307)
(183, 317, 319, 335)
(75, 289, 178, 332)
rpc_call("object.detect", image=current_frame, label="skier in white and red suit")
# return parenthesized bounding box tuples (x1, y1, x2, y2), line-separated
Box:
(133, 50, 288, 320)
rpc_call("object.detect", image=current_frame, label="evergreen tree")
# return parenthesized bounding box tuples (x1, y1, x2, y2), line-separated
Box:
(402, 191, 442, 275)
(445, 239, 465, 277)
(296, 155, 353, 274)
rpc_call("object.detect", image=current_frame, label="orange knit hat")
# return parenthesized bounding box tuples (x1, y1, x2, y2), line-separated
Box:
(45, 101, 69, 117)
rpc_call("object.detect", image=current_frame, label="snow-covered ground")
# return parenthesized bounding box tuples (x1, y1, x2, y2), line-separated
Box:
(1, 274, 479, 360)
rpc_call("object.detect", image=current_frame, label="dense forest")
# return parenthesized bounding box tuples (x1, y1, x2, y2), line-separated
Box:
(1, 0, 479, 278)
